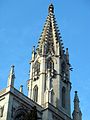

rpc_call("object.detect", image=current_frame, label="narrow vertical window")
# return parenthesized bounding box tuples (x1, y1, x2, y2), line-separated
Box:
(47, 58, 54, 73)
(62, 87, 66, 108)
(34, 61, 40, 80)
(0, 106, 4, 117)
(33, 85, 38, 102)
(51, 90, 54, 104)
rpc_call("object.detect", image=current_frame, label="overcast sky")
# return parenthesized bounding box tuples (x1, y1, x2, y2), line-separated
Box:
(0, 0, 90, 119)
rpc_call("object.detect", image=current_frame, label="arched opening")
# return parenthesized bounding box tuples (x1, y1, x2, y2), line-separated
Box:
(47, 58, 54, 73)
(62, 87, 66, 108)
(33, 85, 38, 102)
(33, 61, 40, 80)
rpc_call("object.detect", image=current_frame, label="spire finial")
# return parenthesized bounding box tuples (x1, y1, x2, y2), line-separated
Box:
(74, 91, 79, 102)
(66, 48, 69, 57)
(32, 46, 35, 53)
(31, 46, 35, 62)
(20, 85, 23, 93)
(48, 4, 54, 14)
(75, 91, 77, 93)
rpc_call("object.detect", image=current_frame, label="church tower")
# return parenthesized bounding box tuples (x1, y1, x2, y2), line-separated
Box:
(0, 3, 83, 120)
(28, 4, 71, 116)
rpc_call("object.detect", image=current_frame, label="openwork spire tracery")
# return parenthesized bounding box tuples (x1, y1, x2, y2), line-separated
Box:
(36, 4, 64, 56)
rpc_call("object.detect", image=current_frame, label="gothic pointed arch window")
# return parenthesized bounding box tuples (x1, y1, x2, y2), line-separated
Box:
(33, 85, 38, 102)
(47, 58, 54, 73)
(33, 61, 40, 80)
(62, 87, 66, 108)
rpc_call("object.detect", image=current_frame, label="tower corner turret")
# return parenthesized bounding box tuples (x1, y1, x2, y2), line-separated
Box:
(72, 91, 82, 120)
(7, 65, 15, 87)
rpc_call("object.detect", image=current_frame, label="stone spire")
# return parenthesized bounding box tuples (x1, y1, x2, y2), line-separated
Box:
(7, 65, 15, 87)
(36, 3, 64, 57)
(48, 3, 54, 14)
(72, 91, 82, 120)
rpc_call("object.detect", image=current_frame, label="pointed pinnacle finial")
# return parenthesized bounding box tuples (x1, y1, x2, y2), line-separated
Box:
(32, 46, 35, 53)
(31, 46, 35, 62)
(10, 65, 15, 76)
(20, 85, 23, 93)
(73, 91, 82, 120)
(7, 65, 15, 87)
(48, 4, 54, 14)
(66, 48, 69, 55)
(75, 91, 77, 94)
(74, 91, 79, 102)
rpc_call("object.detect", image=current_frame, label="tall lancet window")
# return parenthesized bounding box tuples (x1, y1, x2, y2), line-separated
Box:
(33, 85, 38, 102)
(33, 61, 40, 80)
(51, 90, 54, 104)
(0, 106, 3, 117)
(62, 87, 66, 108)
(47, 58, 54, 73)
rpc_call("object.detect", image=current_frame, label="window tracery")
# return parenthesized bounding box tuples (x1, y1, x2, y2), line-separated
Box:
(33, 61, 40, 80)
(47, 58, 54, 73)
